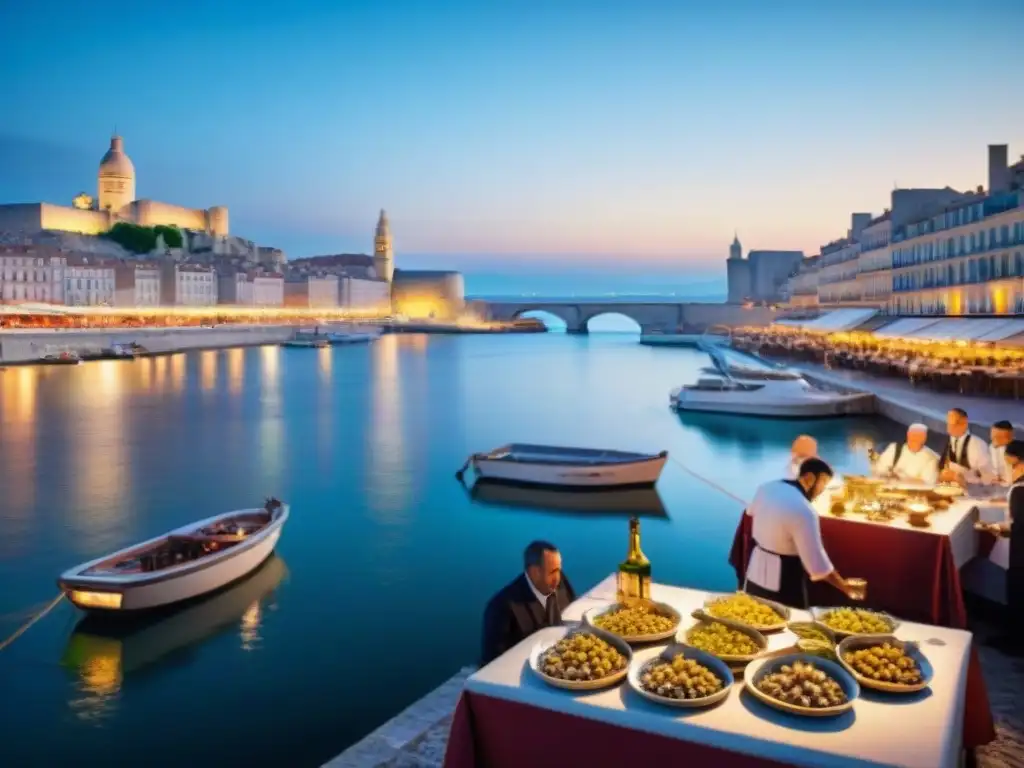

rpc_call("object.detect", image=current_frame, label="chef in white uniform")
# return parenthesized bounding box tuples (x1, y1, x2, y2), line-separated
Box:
(987, 421, 1015, 486)
(786, 435, 818, 479)
(744, 458, 863, 609)
(938, 407, 992, 484)
(870, 423, 940, 485)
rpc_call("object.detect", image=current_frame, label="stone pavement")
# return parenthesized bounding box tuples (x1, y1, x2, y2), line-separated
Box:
(327, 646, 1024, 768)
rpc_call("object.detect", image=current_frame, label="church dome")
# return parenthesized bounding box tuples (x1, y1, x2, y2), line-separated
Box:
(99, 136, 135, 177)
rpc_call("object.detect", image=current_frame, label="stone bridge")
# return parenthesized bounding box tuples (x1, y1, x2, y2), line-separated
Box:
(480, 300, 780, 334)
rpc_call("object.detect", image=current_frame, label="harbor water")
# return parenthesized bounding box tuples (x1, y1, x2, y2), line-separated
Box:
(0, 332, 904, 767)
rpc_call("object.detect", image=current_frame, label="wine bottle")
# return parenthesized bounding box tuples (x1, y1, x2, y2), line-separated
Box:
(616, 516, 652, 605)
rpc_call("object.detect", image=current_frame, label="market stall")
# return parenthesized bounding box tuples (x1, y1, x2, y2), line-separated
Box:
(727, 476, 995, 749)
(444, 576, 974, 768)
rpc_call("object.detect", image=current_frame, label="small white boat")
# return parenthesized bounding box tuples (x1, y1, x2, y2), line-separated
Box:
(670, 344, 873, 418)
(456, 444, 668, 488)
(326, 327, 382, 344)
(282, 336, 329, 349)
(58, 500, 289, 613)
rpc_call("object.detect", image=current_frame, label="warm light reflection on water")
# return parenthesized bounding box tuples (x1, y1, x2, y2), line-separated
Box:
(318, 345, 332, 381)
(240, 601, 262, 650)
(227, 348, 244, 394)
(0, 367, 38, 550)
(260, 345, 283, 489)
(366, 335, 409, 518)
(200, 350, 218, 392)
(66, 636, 122, 723)
(169, 353, 186, 393)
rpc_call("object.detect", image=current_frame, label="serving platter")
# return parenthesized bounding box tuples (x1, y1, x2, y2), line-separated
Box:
(703, 591, 791, 633)
(836, 635, 933, 694)
(628, 643, 734, 709)
(743, 652, 859, 718)
(582, 600, 682, 644)
(810, 606, 901, 640)
(932, 483, 965, 498)
(528, 625, 632, 691)
(680, 609, 768, 665)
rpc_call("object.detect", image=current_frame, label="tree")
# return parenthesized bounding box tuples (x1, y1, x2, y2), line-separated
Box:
(102, 223, 183, 253)
(153, 225, 183, 249)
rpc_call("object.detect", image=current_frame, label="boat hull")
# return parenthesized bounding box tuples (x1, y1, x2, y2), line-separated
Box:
(59, 509, 287, 613)
(670, 391, 874, 418)
(472, 455, 667, 488)
(640, 333, 702, 347)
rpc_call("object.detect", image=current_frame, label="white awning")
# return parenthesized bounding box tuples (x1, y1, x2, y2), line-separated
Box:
(876, 317, 1024, 343)
(773, 308, 878, 332)
(874, 318, 944, 338)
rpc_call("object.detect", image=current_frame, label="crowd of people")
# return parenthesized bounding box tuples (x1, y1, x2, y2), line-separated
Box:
(479, 409, 1022, 669)
(731, 329, 1024, 398)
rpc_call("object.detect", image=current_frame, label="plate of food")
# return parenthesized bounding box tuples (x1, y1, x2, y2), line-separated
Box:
(628, 644, 734, 709)
(837, 635, 933, 694)
(703, 592, 790, 633)
(932, 482, 965, 498)
(743, 653, 858, 717)
(681, 610, 768, 665)
(583, 600, 682, 644)
(528, 626, 632, 691)
(811, 606, 900, 639)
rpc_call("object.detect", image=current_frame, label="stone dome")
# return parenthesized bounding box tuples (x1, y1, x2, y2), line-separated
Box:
(99, 136, 135, 177)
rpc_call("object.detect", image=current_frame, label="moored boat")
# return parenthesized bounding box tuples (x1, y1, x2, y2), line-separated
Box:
(38, 348, 81, 365)
(469, 481, 669, 517)
(640, 330, 703, 347)
(282, 336, 329, 348)
(456, 444, 668, 489)
(58, 499, 289, 613)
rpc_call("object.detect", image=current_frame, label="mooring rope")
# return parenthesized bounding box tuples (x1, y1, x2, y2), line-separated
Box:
(667, 455, 751, 508)
(0, 593, 65, 654)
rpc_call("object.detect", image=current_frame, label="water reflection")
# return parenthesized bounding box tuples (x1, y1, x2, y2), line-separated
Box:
(169, 353, 186, 394)
(227, 348, 245, 395)
(1, 368, 38, 537)
(260, 346, 283, 489)
(366, 335, 409, 516)
(61, 556, 287, 720)
(200, 351, 218, 392)
(469, 481, 669, 518)
(317, 346, 332, 382)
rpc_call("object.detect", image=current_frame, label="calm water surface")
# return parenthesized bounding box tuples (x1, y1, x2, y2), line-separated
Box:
(0, 333, 902, 766)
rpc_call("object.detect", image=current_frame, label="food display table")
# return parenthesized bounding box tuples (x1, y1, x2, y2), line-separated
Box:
(444, 577, 974, 768)
(728, 489, 995, 748)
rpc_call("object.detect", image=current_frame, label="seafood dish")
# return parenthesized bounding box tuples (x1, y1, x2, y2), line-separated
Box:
(837, 636, 933, 693)
(628, 644, 733, 709)
(529, 628, 631, 691)
(811, 607, 900, 639)
(683, 618, 767, 664)
(704, 592, 789, 632)
(584, 601, 681, 643)
(744, 653, 859, 717)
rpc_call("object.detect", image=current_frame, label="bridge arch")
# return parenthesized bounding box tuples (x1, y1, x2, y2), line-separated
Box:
(582, 311, 643, 333)
(513, 309, 569, 331)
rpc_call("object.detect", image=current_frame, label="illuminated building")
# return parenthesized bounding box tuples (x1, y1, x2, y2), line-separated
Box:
(65, 256, 116, 306)
(0, 134, 229, 238)
(0, 244, 66, 302)
(726, 234, 804, 304)
(391, 270, 465, 320)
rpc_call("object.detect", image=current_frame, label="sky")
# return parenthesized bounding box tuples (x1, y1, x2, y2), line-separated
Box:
(2, 0, 1023, 284)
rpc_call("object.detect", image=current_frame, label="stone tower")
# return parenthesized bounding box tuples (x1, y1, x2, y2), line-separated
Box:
(97, 135, 136, 214)
(373, 209, 394, 282)
(726, 233, 752, 303)
(729, 233, 743, 260)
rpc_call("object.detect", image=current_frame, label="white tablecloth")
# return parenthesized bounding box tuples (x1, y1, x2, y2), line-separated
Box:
(813, 488, 980, 569)
(468, 575, 971, 768)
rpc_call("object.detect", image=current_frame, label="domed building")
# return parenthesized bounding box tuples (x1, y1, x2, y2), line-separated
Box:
(0, 133, 229, 239)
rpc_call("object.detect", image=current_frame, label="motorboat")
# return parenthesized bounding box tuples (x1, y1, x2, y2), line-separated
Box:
(58, 499, 289, 613)
(282, 335, 329, 349)
(640, 329, 702, 347)
(80, 343, 142, 361)
(327, 326, 382, 344)
(456, 444, 668, 488)
(669, 343, 874, 418)
(38, 348, 81, 365)
(60, 556, 287, 685)
(469, 481, 669, 517)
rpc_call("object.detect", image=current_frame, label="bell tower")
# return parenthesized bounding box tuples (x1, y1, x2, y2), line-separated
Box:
(373, 209, 394, 282)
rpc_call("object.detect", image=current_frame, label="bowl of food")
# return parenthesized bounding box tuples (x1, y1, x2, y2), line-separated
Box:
(583, 601, 682, 644)
(704, 592, 790, 633)
(932, 482, 965, 499)
(907, 510, 931, 527)
(811, 606, 900, 639)
(743, 653, 858, 717)
(787, 621, 837, 645)
(628, 644, 734, 709)
(529, 626, 632, 691)
(681, 612, 768, 665)
(837, 635, 933, 694)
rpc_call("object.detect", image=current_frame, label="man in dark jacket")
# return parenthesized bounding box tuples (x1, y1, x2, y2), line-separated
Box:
(480, 540, 576, 665)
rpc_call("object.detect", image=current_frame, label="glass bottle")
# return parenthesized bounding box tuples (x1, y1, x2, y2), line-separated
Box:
(616, 516, 651, 605)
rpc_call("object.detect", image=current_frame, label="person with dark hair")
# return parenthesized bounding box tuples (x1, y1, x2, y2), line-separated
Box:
(987, 420, 1015, 485)
(939, 408, 991, 484)
(979, 439, 1024, 656)
(743, 457, 863, 609)
(480, 540, 576, 665)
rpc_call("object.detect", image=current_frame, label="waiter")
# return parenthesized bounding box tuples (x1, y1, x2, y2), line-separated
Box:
(987, 420, 1014, 486)
(870, 423, 939, 484)
(938, 407, 992, 484)
(744, 458, 862, 609)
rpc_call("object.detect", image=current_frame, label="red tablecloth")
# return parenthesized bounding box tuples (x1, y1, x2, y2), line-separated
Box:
(728, 512, 995, 748)
(443, 691, 794, 768)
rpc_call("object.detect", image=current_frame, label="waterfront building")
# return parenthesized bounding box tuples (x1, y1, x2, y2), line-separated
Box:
(114, 263, 161, 307)
(0, 245, 66, 303)
(726, 235, 803, 304)
(0, 135, 229, 239)
(219, 271, 285, 307)
(160, 263, 218, 306)
(373, 209, 395, 283)
(391, 270, 465, 319)
(283, 275, 339, 308)
(339, 275, 391, 313)
(64, 257, 116, 306)
(783, 256, 820, 308)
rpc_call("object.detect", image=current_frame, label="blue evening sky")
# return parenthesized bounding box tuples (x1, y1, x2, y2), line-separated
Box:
(1, 0, 1022, 286)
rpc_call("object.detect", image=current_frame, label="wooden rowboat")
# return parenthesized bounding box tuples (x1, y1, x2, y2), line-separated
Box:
(456, 444, 668, 489)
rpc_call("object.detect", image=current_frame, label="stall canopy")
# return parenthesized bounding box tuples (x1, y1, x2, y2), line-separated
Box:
(772, 308, 878, 332)
(874, 317, 1024, 344)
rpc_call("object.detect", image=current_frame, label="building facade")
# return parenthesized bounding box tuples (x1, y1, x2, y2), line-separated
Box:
(284, 275, 340, 308)
(161, 263, 218, 306)
(373, 209, 394, 283)
(0, 245, 66, 303)
(114, 263, 161, 307)
(340, 276, 392, 313)
(726, 235, 802, 304)
(65, 258, 116, 306)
